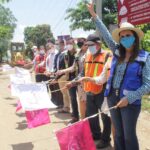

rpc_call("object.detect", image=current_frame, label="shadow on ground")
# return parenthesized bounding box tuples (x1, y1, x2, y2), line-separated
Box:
(5, 97, 15, 100)
(16, 120, 27, 130)
(53, 111, 71, 120)
(10, 103, 17, 107)
(11, 142, 34, 150)
(16, 112, 25, 117)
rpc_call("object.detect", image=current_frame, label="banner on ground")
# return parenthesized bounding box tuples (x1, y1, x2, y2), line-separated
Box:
(118, 0, 150, 25)
(14, 83, 56, 110)
(15, 67, 31, 76)
(10, 74, 32, 96)
(1, 64, 14, 72)
(25, 108, 50, 128)
(55, 120, 96, 150)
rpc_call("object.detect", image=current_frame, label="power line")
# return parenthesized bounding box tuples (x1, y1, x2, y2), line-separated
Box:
(52, 0, 75, 32)
(54, 0, 77, 37)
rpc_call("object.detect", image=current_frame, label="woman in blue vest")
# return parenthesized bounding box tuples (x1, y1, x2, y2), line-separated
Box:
(87, 2, 150, 150)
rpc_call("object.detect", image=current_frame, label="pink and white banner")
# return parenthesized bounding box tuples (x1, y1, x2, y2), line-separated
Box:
(25, 108, 50, 128)
(10, 74, 32, 97)
(14, 83, 56, 110)
(55, 120, 96, 150)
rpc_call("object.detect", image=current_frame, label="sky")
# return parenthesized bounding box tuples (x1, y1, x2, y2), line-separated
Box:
(4, 0, 94, 42)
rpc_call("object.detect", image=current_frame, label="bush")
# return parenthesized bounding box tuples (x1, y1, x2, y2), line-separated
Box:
(141, 30, 150, 52)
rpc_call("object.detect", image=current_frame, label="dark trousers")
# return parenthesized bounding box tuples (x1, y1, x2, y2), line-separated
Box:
(69, 86, 79, 119)
(35, 74, 48, 82)
(107, 89, 141, 150)
(86, 92, 111, 142)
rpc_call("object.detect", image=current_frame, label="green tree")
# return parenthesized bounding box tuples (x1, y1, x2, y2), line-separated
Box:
(66, 0, 117, 31)
(0, 0, 11, 3)
(0, 4, 16, 62)
(24, 24, 55, 58)
(137, 24, 150, 52)
(141, 30, 150, 52)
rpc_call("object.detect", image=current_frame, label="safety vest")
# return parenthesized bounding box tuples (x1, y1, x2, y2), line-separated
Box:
(104, 50, 149, 105)
(105, 56, 112, 79)
(84, 51, 108, 94)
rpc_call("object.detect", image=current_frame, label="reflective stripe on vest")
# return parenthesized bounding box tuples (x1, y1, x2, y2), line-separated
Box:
(84, 52, 107, 94)
(93, 63, 99, 77)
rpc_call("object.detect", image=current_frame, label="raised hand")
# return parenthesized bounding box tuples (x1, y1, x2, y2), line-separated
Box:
(86, 1, 96, 18)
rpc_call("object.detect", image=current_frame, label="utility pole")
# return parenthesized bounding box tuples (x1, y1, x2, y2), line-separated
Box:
(95, 0, 102, 37)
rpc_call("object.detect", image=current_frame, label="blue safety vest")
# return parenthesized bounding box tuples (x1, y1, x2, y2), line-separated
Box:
(104, 50, 149, 105)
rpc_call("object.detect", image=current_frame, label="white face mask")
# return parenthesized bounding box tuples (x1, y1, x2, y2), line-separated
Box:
(66, 44, 74, 51)
(47, 50, 51, 54)
(39, 50, 45, 55)
(88, 45, 97, 55)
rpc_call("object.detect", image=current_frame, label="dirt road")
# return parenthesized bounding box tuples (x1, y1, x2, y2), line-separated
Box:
(0, 71, 150, 150)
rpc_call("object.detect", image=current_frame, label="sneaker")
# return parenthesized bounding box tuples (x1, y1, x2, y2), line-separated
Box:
(96, 139, 110, 149)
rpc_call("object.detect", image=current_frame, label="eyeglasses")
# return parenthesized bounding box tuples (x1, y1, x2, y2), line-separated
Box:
(120, 34, 133, 39)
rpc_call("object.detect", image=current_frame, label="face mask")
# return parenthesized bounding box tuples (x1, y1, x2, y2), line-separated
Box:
(55, 45, 60, 50)
(66, 44, 74, 51)
(39, 50, 45, 55)
(47, 50, 51, 54)
(88, 45, 97, 55)
(77, 41, 84, 48)
(120, 35, 135, 49)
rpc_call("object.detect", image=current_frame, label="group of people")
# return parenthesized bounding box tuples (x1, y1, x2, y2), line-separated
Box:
(25, 2, 150, 150)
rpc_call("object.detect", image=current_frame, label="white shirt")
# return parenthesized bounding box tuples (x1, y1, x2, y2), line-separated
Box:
(46, 49, 58, 72)
(94, 61, 110, 85)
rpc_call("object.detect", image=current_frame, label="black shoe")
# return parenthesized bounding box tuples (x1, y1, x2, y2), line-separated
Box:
(56, 105, 63, 109)
(93, 135, 101, 141)
(68, 118, 79, 125)
(96, 139, 110, 149)
(58, 109, 70, 113)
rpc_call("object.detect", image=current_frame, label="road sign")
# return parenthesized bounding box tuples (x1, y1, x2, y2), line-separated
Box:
(118, 0, 150, 25)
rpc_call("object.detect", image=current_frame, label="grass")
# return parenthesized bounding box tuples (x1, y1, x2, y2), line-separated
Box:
(142, 95, 150, 113)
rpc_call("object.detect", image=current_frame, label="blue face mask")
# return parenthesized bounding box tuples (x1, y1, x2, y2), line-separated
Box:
(88, 45, 97, 55)
(120, 35, 135, 49)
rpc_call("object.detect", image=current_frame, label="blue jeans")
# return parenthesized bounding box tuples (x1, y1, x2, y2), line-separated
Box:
(107, 89, 141, 150)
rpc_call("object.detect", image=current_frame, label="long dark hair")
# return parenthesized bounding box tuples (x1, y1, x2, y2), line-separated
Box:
(118, 30, 140, 63)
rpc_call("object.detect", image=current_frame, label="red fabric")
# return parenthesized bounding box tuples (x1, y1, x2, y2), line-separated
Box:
(35, 54, 46, 73)
(25, 108, 50, 129)
(55, 120, 96, 150)
(16, 60, 25, 66)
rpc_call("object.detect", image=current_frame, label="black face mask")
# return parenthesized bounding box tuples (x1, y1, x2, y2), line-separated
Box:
(77, 41, 84, 48)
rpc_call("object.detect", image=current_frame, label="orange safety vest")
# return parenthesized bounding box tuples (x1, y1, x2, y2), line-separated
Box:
(106, 56, 112, 79)
(84, 52, 108, 94)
